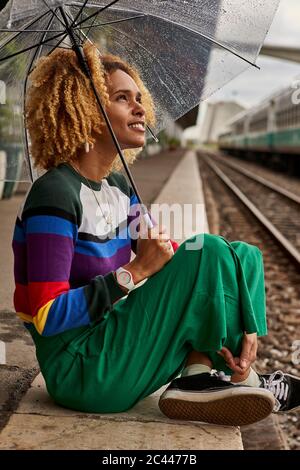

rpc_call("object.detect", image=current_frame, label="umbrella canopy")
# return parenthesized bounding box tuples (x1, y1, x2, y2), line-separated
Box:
(0, 0, 280, 184)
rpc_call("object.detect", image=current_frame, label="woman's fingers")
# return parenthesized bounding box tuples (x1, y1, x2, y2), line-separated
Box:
(218, 347, 236, 371)
(240, 332, 257, 369)
(218, 333, 258, 374)
(218, 347, 247, 374)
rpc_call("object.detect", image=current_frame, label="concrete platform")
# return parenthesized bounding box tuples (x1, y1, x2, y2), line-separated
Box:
(0, 374, 243, 450)
(153, 150, 209, 244)
(0, 149, 243, 450)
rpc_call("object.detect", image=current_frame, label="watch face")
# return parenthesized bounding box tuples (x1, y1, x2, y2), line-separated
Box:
(117, 271, 131, 285)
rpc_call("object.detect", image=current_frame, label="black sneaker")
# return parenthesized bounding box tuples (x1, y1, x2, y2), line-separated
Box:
(258, 370, 300, 413)
(158, 372, 275, 426)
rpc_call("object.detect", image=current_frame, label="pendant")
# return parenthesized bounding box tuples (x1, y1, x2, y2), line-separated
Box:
(105, 214, 112, 225)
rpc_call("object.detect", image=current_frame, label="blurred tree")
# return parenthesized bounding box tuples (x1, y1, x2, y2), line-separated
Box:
(0, 100, 21, 144)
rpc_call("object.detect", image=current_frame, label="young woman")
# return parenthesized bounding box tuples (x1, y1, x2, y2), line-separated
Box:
(12, 42, 300, 426)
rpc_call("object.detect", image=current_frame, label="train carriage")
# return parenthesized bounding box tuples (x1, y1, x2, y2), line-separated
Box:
(219, 85, 300, 174)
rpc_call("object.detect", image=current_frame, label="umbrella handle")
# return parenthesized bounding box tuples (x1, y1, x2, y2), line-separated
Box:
(142, 212, 174, 254)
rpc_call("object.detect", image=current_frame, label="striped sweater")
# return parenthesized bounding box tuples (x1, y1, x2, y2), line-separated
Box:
(12, 163, 179, 336)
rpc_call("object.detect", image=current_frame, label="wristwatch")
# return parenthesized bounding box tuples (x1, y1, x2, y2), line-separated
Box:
(115, 267, 136, 292)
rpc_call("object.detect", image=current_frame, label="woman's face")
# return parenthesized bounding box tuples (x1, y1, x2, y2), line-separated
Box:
(105, 69, 146, 149)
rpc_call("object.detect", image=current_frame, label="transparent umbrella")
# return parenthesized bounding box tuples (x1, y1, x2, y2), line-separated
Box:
(0, 0, 279, 209)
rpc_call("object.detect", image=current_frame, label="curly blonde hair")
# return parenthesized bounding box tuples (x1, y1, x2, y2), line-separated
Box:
(25, 41, 156, 172)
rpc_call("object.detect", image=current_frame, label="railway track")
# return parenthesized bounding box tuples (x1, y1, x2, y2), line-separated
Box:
(198, 151, 300, 450)
(216, 152, 300, 198)
(201, 152, 300, 268)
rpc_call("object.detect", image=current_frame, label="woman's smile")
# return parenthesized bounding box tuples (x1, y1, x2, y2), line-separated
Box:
(128, 121, 145, 132)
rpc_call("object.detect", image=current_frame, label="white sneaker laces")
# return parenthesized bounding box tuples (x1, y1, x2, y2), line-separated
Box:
(261, 370, 289, 411)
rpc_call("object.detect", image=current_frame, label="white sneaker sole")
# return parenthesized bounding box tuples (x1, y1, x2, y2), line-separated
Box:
(159, 386, 275, 426)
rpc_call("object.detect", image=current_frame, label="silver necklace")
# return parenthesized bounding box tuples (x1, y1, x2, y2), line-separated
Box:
(71, 164, 113, 230)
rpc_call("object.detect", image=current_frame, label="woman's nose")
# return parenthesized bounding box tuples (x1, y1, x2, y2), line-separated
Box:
(133, 100, 145, 116)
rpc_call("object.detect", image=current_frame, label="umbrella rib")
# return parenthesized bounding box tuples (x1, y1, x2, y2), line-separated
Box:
(147, 14, 260, 69)
(46, 33, 69, 54)
(64, 10, 93, 48)
(73, 15, 146, 30)
(41, 0, 68, 30)
(41, 0, 81, 45)
(46, 42, 71, 49)
(65, 9, 103, 52)
(0, 28, 71, 33)
(74, 0, 121, 28)
(43, 0, 84, 45)
(0, 10, 51, 54)
(0, 29, 60, 33)
(76, 2, 102, 38)
(78, 2, 90, 28)
(0, 30, 67, 63)
(42, 33, 70, 61)
(76, 0, 123, 37)
(23, 9, 61, 182)
(69, 0, 90, 28)
(83, 9, 99, 37)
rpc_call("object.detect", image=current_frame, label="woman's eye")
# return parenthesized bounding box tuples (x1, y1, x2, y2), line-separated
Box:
(117, 94, 127, 101)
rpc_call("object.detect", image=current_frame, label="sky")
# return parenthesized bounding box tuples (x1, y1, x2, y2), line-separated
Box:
(191, 0, 300, 138)
(205, 0, 300, 109)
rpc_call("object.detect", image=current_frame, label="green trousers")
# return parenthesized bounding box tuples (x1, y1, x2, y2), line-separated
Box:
(29, 234, 267, 413)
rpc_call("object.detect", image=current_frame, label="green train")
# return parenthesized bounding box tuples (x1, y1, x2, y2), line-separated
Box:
(218, 84, 300, 175)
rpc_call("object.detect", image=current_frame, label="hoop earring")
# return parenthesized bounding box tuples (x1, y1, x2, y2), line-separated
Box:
(85, 141, 89, 153)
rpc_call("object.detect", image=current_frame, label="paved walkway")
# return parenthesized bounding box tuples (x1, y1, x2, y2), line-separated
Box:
(0, 149, 243, 450)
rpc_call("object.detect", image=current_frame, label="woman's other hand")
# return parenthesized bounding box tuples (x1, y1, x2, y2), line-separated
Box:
(218, 332, 258, 375)
(123, 222, 174, 283)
